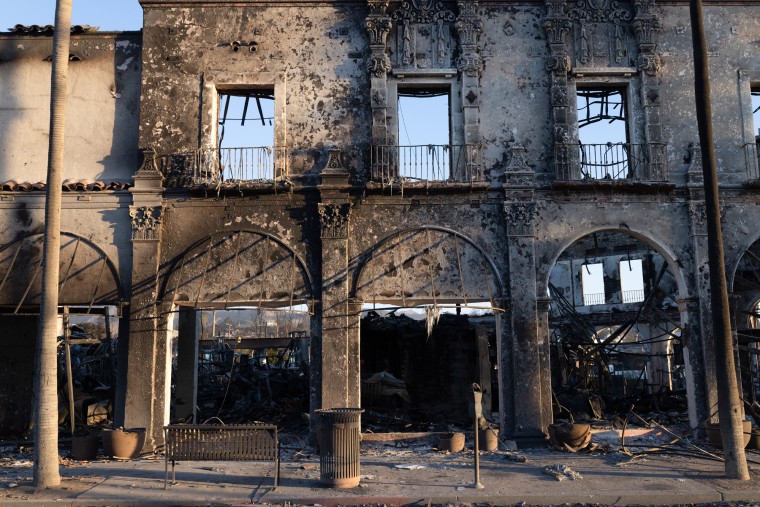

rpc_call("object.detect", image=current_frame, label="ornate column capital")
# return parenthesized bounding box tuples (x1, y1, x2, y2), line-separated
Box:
(319, 203, 352, 239)
(505, 202, 538, 237)
(130, 205, 164, 241)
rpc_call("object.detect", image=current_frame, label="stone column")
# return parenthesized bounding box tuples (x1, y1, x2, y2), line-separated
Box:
(503, 201, 550, 446)
(633, 1, 664, 180)
(318, 151, 360, 409)
(124, 149, 167, 450)
(685, 145, 717, 428)
(366, 1, 392, 180)
(543, 0, 573, 180)
(455, 1, 483, 180)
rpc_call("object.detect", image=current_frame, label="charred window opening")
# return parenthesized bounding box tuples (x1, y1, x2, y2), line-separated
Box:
(752, 88, 760, 136)
(619, 259, 645, 303)
(397, 88, 451, 180)
(753, 88, 760, 172)
(213, 90, 277, 181)
(581, 263, 605, 306)
(576, 87, 630, 179)
(218, 91, 275, 149)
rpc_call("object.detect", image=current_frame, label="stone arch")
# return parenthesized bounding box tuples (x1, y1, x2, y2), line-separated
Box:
(728, 232, 760, 295)
(0, 232, 124, 308)
(539, 226, 688, 301)
(351, 225, 504, 307)
(546, 227, 688, 420)
(161, 229, 313, 307)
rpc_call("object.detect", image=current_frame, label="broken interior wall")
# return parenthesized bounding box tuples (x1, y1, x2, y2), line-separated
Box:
(0, 31, 141, 182)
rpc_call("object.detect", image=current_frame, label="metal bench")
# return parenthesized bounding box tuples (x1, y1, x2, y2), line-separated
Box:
(164, 424, 279, 489)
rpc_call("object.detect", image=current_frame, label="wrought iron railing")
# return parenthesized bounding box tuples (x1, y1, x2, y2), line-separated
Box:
(743, 142, 760, 181)
(156, 147, 288, 187)
(370, 144, 484, 183)
(554, 142, 667, 182)
(583, 292, 606, 306)
(621, 289, 645, 304)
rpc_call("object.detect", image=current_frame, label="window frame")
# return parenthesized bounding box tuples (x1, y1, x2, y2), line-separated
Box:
(566, 73, 644, 180)
(200, 72, 285, 154)
(580, 262, 606, 306)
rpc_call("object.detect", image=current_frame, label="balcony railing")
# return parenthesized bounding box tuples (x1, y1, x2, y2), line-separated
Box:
(156, 146, 288, 188)
(621, 289, 645, 304)
(554, 142, 667, 182)
(583, 292, 606, 306)
(370, 144, 484, 183)
(743, 142, 760, 181)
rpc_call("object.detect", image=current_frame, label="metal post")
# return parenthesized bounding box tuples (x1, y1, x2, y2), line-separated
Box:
(472, 383, 484, 489)
(63, 306, 75, 435)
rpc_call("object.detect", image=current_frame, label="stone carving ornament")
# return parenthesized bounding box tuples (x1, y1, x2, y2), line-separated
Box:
(130, 206, 163, 241)
(390, 0, 456, 69)
(568, 0, 633, 23)
(505, 202, 538, 236)
(392, 0, 456, 24)
(319, 203, 352, 239)
(456, 55, 482, 77)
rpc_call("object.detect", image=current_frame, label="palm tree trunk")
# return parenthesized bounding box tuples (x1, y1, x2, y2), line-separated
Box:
(33, 0, 72, 489)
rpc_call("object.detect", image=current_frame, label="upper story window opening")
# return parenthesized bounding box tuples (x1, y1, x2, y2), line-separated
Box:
(215, 90, 277, 181)
(619, 258, 645, 304)
(752, 88, 760, 137)
(576, 87, 630, 179)
(581, 262, 605, 306)
(396, 88, 451, 181)
(218, 91, 275, 150)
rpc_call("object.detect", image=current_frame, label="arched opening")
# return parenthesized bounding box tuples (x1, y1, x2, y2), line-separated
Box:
(731, 237, 760, 409)
(548, 230, 686, 423)
(353, 226, 503, 432)
(0, 233, 125, 437)
(161, 230, 313, 431)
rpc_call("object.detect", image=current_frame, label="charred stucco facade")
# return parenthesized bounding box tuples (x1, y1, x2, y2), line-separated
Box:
(2, 0, 760, 448)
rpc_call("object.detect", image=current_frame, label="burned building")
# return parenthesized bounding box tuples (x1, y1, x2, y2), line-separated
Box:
(1, 0, 760, 449)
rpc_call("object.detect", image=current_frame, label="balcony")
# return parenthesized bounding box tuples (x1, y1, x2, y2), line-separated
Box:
(743, 142, 760, 181)
(554, 142, 667, 182)
(582, 292, 606, 306)
(156, 147, 288, 188)
(370, 144, 485, 185)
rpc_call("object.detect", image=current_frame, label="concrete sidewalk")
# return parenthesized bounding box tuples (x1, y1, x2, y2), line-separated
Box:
(3, 436, 760, 506)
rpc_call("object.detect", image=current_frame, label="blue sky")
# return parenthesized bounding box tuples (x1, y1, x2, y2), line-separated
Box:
(3, 1, 143, 31)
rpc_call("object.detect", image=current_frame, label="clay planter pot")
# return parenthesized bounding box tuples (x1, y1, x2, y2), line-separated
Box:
(478, 428, 499, 451)
(548, 422, 591, 451)
(748, 430, 760, 450)
(102, 428, 146, 459)
(705, 421, 752, 449)
(71, 434, 99, 461)
(438, 432, 465, 453)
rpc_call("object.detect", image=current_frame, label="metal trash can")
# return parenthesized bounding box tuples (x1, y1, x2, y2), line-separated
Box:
(316, 407, 364, 488)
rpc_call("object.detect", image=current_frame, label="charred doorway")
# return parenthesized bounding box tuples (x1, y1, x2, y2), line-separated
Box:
(0, 233, 125, 437)
(548, 231, 685, 421)
(353, 227, 503, 432)
(732, 237, 760, 412)
(162, 230, 314, 431)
